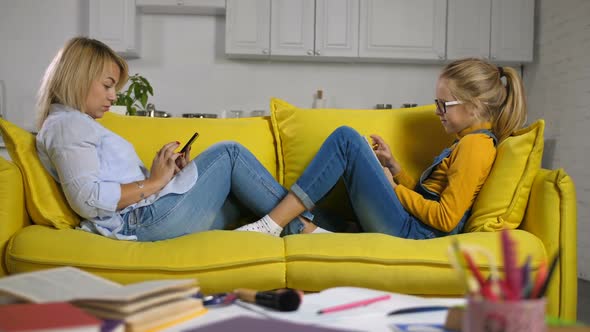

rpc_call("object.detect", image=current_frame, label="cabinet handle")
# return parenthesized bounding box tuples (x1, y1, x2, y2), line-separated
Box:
(262, 49, 269, 54)
(315, 51, 321, 56)
(176, 0, 184, 5)
(307, 50, 314, 55)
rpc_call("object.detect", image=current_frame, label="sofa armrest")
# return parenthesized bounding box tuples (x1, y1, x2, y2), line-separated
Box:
(0, 157, 30, 276)
(520, 168, 577, 320)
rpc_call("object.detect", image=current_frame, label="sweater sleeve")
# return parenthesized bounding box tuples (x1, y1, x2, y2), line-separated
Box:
(394, 134, 496, 232)
(392, 170, 416, 189)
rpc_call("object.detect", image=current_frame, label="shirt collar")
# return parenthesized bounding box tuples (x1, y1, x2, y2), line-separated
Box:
(456, 122, 493, 139)
(50, 103, 93, 120)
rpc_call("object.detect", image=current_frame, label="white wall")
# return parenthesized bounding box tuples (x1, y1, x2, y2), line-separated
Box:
(0, 0, 88, 130)
(524, 0, 590, 280)
(0, 0, 443, 130)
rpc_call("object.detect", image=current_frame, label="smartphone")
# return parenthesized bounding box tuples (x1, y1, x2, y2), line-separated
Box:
(179, 132, 199, 154)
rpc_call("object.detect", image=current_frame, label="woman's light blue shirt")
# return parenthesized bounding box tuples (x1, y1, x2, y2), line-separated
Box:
(36, 104, 198, 240)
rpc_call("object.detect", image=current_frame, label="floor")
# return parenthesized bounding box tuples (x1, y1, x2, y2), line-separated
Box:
(579, 279, 590, 324)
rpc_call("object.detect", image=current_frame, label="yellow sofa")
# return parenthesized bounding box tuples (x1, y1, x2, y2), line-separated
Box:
(0, 101, 577, 319)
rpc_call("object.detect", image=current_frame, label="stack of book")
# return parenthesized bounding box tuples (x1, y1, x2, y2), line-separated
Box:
(0, 266, 206, 332)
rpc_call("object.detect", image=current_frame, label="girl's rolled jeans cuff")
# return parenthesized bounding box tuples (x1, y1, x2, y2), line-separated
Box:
(290, 184, 315, 210)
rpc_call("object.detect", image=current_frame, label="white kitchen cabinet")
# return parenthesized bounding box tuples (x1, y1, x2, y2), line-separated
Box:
(89, 0, 139, 58)
(313, 0, 360, 58)
(446, 0, 491, 60)
(271, 0, 359, 58)
(270, 0, 316, 56)
(359, 0, 447, 61)
(136, 0, 225, 15)
(491, 0, 534, 62)
(225, 0, 271, 57)
(447, 0, 534, 63)
(225, 0, 359, 59)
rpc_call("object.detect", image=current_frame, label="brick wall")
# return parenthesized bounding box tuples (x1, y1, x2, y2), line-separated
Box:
(524, 0, 590, 280)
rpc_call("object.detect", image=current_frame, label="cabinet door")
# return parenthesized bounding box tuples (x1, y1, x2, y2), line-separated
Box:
(225, 0, 271, 57)
(89, 0, 139, 58)
(491, 0, 535, 62)
(270, 0, 315, 56)
(315, 0, 359, 58)
(359, 0, 447, 60)
(446, 0, 491, 60)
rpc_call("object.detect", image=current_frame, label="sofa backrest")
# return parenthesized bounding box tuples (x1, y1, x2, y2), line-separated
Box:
(98, 113, 279, 179)
(268, 100, 453, 186)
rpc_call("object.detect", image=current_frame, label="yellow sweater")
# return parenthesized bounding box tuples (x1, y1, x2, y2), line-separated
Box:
(393, 123, 496, 232)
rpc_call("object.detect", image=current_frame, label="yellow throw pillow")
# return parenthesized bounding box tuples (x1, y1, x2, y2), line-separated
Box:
(98, 112, 279, 179)
(269, 98, 454, 188)
(0, 119, 80, 229)
(464, 120, 544, 232)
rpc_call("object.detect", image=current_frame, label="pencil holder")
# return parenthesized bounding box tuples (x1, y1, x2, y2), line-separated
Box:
(463, 297, 546, 332)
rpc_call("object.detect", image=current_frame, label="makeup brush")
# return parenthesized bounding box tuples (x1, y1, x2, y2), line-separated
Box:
(234, 288, 302, 312)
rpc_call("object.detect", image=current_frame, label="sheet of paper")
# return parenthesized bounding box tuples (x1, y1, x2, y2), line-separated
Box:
(235, 287, 465, 325)
(164, 291, 466, 332)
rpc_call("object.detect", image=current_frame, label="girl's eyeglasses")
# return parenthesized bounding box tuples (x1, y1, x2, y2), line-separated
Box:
(435, 99, 463, 114)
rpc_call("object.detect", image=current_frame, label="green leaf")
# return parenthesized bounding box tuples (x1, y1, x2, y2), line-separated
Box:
(134, 85, 141, 100)
(117, 73, 153, 114)
(140, 94, 148, 108)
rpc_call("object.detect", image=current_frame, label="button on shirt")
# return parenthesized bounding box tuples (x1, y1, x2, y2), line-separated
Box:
(36, 104, 198, 240)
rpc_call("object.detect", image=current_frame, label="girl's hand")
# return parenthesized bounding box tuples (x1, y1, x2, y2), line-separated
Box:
(149, 142, 181, 188)
(175, 145, 191, 174)
(370, 134, 402, 175)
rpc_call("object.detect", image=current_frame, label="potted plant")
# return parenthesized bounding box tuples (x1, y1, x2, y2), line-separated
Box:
(114, 73, 154, 116)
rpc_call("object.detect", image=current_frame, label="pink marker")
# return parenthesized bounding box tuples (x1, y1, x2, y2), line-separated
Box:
(317, 294, 391, 314)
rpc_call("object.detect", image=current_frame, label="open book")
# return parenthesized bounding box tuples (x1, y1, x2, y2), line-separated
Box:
(0, 266, 205, 331)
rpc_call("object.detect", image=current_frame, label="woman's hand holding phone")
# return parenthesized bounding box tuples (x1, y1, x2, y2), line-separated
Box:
(150, 141, 182, 188)
(175, 132, 199, 173)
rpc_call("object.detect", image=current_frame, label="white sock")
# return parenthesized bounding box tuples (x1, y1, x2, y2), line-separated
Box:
(312, 225, 332, 234)
(235, 215, 283, 237)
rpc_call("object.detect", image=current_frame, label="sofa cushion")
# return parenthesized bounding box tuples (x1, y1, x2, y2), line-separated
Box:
(269, 98, 454, 188)
(0, 119, 80, 229)
(464, 120, 544, 232)
(7, 226, 286, 294)
(284, 230, 546, 294)
(98, 113, 278, 179)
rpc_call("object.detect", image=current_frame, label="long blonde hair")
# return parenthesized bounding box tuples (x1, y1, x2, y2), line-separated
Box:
(440, 58, 527, 142)
(36, 37, 129, 129)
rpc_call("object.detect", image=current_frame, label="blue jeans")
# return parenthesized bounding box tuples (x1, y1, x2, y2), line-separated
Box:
(291, 126, 446, 239)
(124, 142, 311, 241)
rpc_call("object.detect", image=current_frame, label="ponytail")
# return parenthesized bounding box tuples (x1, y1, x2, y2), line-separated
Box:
(493, 66, 527, 142)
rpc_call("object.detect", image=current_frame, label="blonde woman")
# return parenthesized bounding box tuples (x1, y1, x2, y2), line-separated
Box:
(36, 37, 320, 241)
(238, 58, 528, 238)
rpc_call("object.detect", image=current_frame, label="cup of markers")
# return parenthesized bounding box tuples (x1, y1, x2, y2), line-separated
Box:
(449, 230, 559, 332)
(465, 296, 546, 332)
